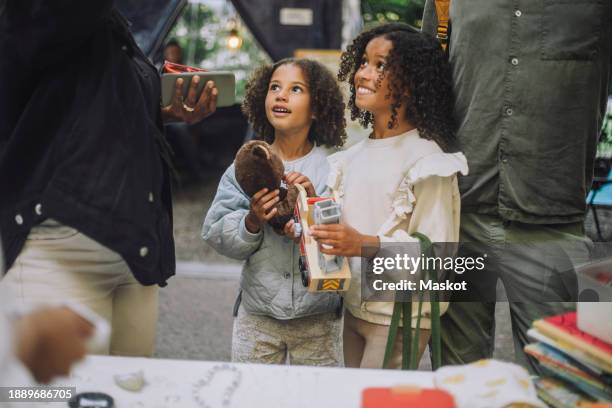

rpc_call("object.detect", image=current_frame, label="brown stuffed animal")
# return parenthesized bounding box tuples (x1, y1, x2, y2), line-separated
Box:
(235, 140, 299, 232)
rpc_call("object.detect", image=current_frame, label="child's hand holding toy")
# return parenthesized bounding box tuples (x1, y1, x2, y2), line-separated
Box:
(310, 224, 380, 257)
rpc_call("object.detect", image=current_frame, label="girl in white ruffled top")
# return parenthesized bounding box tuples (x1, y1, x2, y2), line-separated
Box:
(310, 23, 469, 369)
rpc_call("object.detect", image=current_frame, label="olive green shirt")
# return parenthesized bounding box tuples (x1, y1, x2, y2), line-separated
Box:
(422, 0, 612, 224)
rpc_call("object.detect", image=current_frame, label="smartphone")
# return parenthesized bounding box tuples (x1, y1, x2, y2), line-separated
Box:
(161, 71, 235, 107)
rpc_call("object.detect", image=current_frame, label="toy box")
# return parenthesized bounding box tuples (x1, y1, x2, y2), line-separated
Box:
(293, 184, 351, 292)
(577, 257, 612, 343)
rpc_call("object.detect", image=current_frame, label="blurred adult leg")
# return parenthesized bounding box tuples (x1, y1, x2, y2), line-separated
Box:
(440, 213, 500, 365)
(109, 275, 158, 356)
(0, 219, 158, 356)
(500, 221, 591, 372)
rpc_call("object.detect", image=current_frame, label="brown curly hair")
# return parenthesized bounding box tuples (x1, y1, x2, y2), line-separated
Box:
(242, 58, 347, 148)
(338, 23, 457, 152)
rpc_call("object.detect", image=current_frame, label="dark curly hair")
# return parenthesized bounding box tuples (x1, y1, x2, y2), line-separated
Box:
(338, 23, 457, 152)
(242, 58, 347, 148)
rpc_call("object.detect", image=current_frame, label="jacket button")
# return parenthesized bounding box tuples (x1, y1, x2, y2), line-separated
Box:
(121, 45, 128, 51)
(514, 10, 522, 17)
(148, 192, 154, 203)
(35, 203, 42, 215)
(140, 247, 149, 257)
(15, 214, 23, 225)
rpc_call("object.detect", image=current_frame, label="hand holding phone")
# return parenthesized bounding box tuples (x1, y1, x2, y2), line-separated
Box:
(161, 71, 235, 125)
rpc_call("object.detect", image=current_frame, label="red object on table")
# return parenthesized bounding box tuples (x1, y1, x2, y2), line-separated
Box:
(162, 61, 207, 74)
(540, 312, 612, 352)
(595, 272, 612, 286)
(361, 386, 455, 408)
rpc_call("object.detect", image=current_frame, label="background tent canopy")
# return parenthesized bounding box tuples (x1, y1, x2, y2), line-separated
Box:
(116, 0, 187, 61)
(230, 0, 342, 61)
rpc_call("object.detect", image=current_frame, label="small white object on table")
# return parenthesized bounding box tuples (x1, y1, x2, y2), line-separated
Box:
(47, 355, 433, 407)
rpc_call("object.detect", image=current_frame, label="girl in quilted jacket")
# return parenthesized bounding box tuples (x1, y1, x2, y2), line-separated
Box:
(202, 58, 346, 366)
(310, 23, 468, 369)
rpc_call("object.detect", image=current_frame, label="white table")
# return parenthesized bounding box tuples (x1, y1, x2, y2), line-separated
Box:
(47, 355, 434, 407)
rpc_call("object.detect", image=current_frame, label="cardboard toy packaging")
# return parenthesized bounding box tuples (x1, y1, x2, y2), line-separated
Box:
(577, 258, 612, 343)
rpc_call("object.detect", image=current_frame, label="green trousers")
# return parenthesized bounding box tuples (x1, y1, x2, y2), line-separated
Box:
(440, 213, 592, 373)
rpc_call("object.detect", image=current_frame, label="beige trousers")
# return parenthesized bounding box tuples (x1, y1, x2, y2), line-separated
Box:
(232, 307, 342, 366)
(0, 220, 158, 356)
(343, 309, 430, 369)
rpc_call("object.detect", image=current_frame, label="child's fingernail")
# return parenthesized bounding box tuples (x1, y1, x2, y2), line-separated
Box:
(193, 75, 200, 83)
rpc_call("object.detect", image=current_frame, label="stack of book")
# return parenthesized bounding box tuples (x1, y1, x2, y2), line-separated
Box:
(525, 312, 612, 407)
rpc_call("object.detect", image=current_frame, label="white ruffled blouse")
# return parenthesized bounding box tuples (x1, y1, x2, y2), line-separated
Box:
(326, 129, 468, 328)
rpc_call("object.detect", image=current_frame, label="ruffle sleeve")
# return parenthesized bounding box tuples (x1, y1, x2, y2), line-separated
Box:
(378, 152, 468, 236)
(407, 152, 469, 185)
(326, 151, 347, 200)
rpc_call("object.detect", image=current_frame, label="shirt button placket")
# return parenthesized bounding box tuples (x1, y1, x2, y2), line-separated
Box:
(501, 152, 509, 164)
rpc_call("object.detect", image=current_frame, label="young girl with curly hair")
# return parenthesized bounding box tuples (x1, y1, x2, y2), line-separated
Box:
(310, 23, 468, 369)
(202, 58, 346, 366)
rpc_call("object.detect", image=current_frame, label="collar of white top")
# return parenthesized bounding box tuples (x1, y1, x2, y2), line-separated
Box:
(364, 128, 419, 148)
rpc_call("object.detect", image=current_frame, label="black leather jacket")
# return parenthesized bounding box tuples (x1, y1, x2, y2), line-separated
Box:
(0, 1, 175, 286)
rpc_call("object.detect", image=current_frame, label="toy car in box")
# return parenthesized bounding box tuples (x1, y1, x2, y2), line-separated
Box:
(293, 184, 351, 292)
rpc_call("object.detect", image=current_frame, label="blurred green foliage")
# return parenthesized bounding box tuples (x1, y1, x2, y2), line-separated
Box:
(167, 2, 270, 101)
(362, 0, 426, 29)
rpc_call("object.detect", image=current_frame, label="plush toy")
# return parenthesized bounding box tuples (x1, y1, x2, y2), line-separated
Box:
(234, 140, 299, 232)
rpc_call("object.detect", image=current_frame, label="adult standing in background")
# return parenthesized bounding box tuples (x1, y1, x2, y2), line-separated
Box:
(422, 0, 611, 371)
(163, 38, 183, 64)
(0, 1, 217, 356)
(163, 38, 207, 182)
